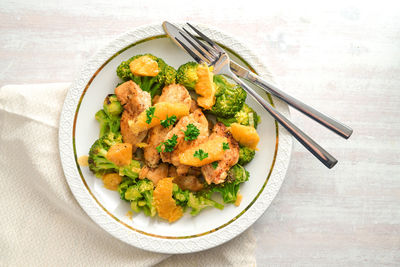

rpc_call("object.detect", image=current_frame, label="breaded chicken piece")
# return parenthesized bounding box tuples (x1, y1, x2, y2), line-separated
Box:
(161, 109, 209, 176)
(115, 81, 151, 152)
(120, 112, 148, 151)
(144, 125, 171, 168)
(168, 165, 203, 192)
(173, 175, 204, 192)
(139, 163, 169, 185)
(201, 123, 239, 184)
(115, 81, 151, 117)
(158, 84, 191, 110)
(190, 99, 199, 113)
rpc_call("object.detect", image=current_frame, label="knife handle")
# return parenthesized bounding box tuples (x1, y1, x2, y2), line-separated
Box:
(229, 73, 338, 169)
(234, 64, 353, 139)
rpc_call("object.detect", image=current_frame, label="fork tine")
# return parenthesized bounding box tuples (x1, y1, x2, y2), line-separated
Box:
(175, 37, 204, 64)
(182, 27, 218, 58)
(179, 32, 213, 63)
(186, 23, 225, 53)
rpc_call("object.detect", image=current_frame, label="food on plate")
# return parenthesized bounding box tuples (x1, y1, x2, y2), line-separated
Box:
(194, 63, 216, 109)
(176, 61, 199, 90)
(102, 173, 123, 190)
(117, 54, 176, 97)
(153, 178, 183, 222)
(217, 103, 260, 128)
(238, 145, 256, 166)
(200, 123, 240, 184)
(179, 135, 228, 167)
(210, 75, 247, 118)
(128, 102, 190, 134)
(229, 123, 260, 150)
(85, 53, 262, 222)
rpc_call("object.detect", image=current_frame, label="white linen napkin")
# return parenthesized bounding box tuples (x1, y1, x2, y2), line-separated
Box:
(0, 83, 256, 266)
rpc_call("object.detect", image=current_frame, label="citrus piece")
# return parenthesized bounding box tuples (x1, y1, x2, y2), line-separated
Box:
(179, 136, 227, 167)
(106, 143, 132, 166)
(129, 102, 189, 134)
(153, 178, 183, 222)
(102, 173, 123, 191)
(129, 55, 159, 76)
(230, 123, 259, 150)
(195, 63, 216, 109)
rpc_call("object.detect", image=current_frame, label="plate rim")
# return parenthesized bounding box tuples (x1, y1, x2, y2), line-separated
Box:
(58, 22, 293, 254)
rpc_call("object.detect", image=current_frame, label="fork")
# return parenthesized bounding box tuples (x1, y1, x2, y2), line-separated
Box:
(175, 23, 340, 168)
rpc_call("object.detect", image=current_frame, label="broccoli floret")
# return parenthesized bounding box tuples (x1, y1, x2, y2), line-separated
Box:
(119, 160, 141, 180)
(210, 75, 247, 118)
(88, 132, 141, 180)
(103, 94, 123, 117)
(212, 164, 249, 203)
(95, 95, 123, 137)
(217, 103, 261, 128)
(238, 145, 256, 165)
(176, 62, 199, 90)
(88, 132, 122, 177)
(116, 54, 176, 98)
(164, 65, 177, 85)
(187, 192, 224, 216)
(172, 183, 190, 208)
(118, 177, 135, 201)
(122, 179, 156, 217)
(170, 182, 225, 215)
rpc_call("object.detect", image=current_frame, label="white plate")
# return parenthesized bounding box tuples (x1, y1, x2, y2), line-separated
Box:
(59, 23, 292, 254)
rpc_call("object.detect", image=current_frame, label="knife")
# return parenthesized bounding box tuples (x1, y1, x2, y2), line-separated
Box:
(162, 21, 353, 139)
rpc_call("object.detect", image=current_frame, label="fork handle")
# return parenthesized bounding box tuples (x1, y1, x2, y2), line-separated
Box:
(230, 75, 338, 169)
(232, 63, 353, 139)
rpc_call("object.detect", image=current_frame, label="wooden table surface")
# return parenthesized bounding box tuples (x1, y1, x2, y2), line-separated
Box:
(1, 1, 399, 265)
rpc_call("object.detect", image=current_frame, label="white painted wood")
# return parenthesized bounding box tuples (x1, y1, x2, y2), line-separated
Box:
(1, 0, 399, 265)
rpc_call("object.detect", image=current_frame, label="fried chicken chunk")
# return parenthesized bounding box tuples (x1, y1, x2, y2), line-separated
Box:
(139, 163, 169, 185)
(144, 125, 171, 168)
(158, 84, 191, 110)
(115, 81, 151, 152)
(201, 122, 239, 184)
(168, 165, 203, 192)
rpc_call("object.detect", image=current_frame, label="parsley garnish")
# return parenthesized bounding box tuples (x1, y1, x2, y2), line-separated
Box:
(211, 161, 218, 169)
(193, 149, 208, 161)
(183, 123, 200, 141)
(222, 142, 230, 151)
(160, 115, 177, 128)
(145, 107, 156, 124)
(156, 134, 178, 153)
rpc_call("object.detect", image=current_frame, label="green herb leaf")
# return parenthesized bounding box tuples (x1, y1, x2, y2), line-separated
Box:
(156, 134, 178, 153)
(211, 161, 218, 169)
(145, 107, 156, 124)
(222, 142, 230, 151)
(160, 115, 177, 128)
(183, 123, 200, 141)
(156, 144, 162, 153)
(193, 149, 208, 161)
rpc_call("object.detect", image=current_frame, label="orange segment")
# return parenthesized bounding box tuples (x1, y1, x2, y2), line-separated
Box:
(129, 55, 159, 76)
(179, 136, 228, 167)
(106, 143, 132, 166)
(129, 102, 189, 134)
(153, 178, 183, 222)
(102, 173, 123, 191)
(195, 63, 216, 109)
(230, 123, 260, 150)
